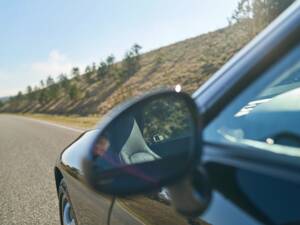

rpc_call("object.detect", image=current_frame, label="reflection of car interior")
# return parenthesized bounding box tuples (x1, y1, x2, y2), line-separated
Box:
(106, 112, 192, 165)
(119, 120, 160, 164)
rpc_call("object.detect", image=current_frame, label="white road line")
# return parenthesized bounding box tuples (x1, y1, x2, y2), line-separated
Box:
(16, 116, 84, 133)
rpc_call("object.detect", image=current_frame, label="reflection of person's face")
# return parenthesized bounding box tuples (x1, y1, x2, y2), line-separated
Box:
(94, 137, 110, 156)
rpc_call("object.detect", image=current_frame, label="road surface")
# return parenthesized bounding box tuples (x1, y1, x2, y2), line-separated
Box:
(0, 115, 82, 225)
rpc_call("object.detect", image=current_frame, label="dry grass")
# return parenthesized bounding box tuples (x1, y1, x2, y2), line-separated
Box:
(20, 113, 100, 130)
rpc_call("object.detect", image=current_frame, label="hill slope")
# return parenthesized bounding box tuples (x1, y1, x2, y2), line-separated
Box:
(1, 23, 254, 116)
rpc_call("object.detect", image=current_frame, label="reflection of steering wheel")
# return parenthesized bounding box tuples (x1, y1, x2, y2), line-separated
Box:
(119, 120, 161, 164)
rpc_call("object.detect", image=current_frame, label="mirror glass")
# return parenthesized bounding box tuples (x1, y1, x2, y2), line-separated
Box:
(94, 95, 194, 166)
(86, 93, 197, 195)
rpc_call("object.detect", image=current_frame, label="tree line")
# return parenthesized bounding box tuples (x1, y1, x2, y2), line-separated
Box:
(4, 44, 142, 107)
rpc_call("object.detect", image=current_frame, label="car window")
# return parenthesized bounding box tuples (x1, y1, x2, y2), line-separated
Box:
(203, 44, 300, 157)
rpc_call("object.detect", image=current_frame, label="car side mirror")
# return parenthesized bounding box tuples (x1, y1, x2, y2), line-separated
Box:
(82, 90, 200, 196)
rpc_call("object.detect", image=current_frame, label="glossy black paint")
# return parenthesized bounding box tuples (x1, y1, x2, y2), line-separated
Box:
(55, 2, 300, 225)
(56, 130, 112, 225)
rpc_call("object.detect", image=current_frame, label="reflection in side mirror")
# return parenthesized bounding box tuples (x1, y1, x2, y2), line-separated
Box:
(82, 90, 200, 196)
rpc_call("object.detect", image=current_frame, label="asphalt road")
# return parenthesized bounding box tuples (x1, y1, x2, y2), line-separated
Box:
(0, 115, 82, 225)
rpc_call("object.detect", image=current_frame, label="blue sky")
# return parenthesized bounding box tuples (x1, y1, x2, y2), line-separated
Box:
(0, 0, 239, 97)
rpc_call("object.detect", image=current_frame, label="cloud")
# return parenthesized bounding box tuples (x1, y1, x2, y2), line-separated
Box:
(0, 50, 88, 97)
(31, 49, 82, 77)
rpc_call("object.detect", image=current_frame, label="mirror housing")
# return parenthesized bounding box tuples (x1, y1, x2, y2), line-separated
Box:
(82, 90, 201, 196)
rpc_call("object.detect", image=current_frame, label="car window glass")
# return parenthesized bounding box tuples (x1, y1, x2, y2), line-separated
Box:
(204, 44, 300, 157)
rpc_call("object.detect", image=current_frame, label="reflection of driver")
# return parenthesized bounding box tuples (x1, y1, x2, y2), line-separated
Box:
(94, 136, 110, 157)
(93, 135, 120, 170)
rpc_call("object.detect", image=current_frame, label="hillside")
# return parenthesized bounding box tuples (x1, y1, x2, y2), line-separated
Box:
(1, 22, 255, 116)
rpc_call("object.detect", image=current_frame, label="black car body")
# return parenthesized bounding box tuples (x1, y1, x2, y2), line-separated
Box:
(55, 2, 300, 225)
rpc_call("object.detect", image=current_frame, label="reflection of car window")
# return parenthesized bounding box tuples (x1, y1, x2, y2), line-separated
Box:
(204, 44, 300, 157)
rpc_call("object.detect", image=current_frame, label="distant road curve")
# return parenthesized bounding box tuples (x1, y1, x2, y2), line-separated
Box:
(0, 114, 81, 225)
